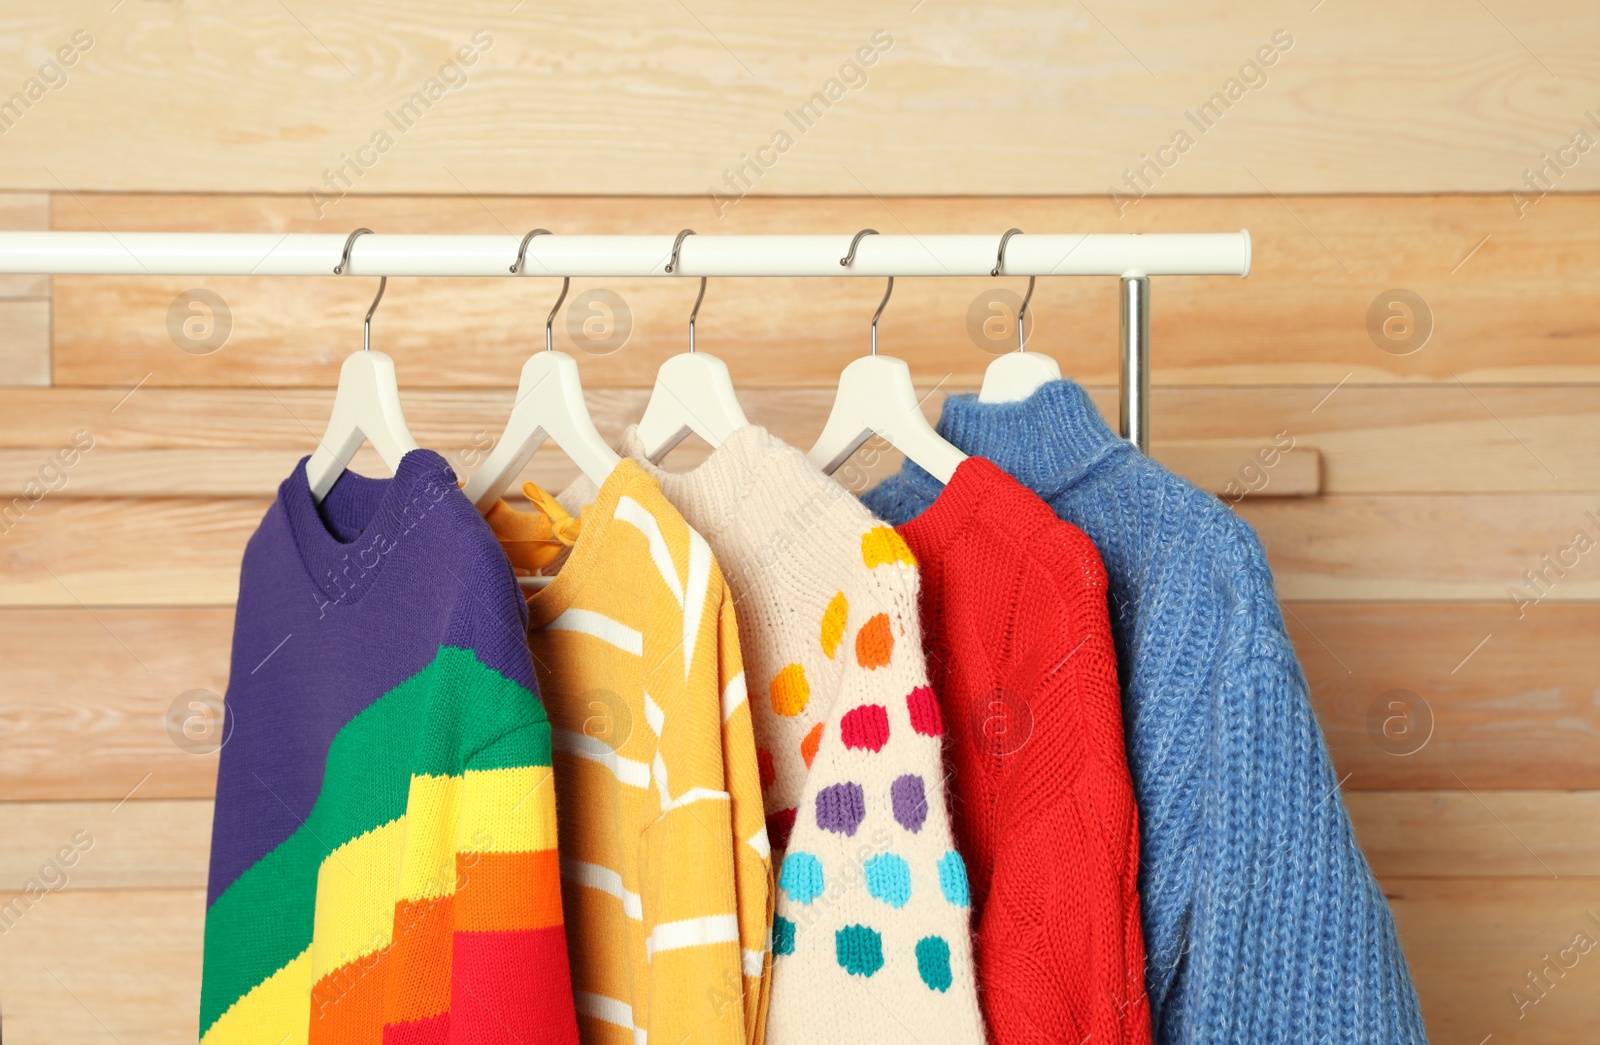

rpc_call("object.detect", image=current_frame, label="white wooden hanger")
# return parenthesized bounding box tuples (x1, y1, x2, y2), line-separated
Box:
(979, 228, 1061, 403)
(809, 230, 966, 484)
(636, 230, 749, 461)
(305, 228, 421, 502)
(463, 229, 622, 513)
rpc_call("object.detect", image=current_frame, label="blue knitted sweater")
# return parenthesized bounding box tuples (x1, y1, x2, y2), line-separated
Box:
(862, 380, 1426, 1044)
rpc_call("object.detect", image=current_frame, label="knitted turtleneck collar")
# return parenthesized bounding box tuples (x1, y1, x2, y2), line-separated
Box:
(888, 380, 1135, 506)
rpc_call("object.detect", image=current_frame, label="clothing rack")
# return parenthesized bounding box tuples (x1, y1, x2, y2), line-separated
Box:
(0, 230, 1252, 453)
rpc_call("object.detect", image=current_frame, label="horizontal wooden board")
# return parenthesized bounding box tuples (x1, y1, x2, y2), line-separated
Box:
(47, 193, 1600, 388)
(1, 382, 1593, 493)
(3, 492, 1595, 606)
(6, 602, 1597, 801)
(6, 790, 1595, 892)
(3, 3, 1599, 195)
(3, 879, 1596, 1044)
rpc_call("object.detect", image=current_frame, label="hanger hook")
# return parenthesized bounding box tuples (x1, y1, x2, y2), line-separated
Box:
(840, 228, 878, 267)
(514, 229, 568, 353)
(992, 227, 1035, 353)
(871, 276, 894, 357)
(335, 228, 385, 352)
(666, 229, 694, 274)
(689, 276, 708, 354)
(512, 228, 551, 274)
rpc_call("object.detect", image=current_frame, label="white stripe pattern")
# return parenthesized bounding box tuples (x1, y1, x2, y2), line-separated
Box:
(746, 826, 771, 860)
(560, 857, 644, 920)
(616, 495, 684, 605)
(743, 948, 766, 977)
(652, 751, 672, 812)
(576, 992, 647, 1045)
(646, 913, 741, 960)
(721, 671, 748, 722)
(642, 688, 665, 737)
(667, 786, 730, 811)
(553, 729, 651, 788)
(680, 528, 714, 683)
(544, 607, 643, 656)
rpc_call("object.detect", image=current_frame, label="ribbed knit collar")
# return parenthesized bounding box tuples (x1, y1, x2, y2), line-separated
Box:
(609, 424, 787, 541)
(280, 448, 454, 604)
(889, 379, 1134, 506)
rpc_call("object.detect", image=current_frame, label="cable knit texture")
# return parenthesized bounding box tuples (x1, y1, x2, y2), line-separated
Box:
(562, 426, 986, 1045)
(863, 381, 1427, 1045)
(888, 455, 1152, 1045)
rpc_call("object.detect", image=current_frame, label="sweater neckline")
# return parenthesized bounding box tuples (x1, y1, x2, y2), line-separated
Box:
(892, 379, 1133, 505)
(609, 424, 786, 540)
(281, 448, 452, 605)
(485, 458, 643, 632)
(895, 455, 1009, 558)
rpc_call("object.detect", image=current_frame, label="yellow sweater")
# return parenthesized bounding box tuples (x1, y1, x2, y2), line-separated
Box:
(487, 460, 772, 1045)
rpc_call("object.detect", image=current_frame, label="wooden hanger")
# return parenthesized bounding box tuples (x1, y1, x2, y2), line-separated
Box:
(809, 230, 966, 484)
(463, 229, 622, 513)
(304, 228, 420, 502)
(979, 228, 1061, 403)
(636, 230, 749, 461)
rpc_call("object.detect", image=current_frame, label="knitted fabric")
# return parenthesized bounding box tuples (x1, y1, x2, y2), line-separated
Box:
(560, 426, 986, 1045)
(863, 380, 1427, 1044)
(486, 459, 772, 1045)
(202, 450, 579, 1044)
(887, 455, 1152, 1045)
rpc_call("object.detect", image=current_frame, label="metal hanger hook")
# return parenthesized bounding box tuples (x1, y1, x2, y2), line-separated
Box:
(871, 276, 894, 357)
(992, 227, 1035, 353)
(666, 229, 694, 274)
(335, 228, 385, 352)
(840, 228, 878, 267)
(688, 276, 708, 354)
(511, 228, 552, 274)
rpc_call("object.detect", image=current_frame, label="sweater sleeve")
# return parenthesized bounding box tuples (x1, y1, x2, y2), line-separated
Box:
(717, 580, 776, 1045)
(450, 718, 581, 1044)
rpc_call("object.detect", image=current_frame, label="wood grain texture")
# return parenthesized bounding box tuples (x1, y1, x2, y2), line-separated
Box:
(6, 791, 1594, 892)
(1291, 602, 1600, 790)
(3, 3, 1599, 195)
(6, 603, 1595, 800)
(47, 193, 1600, 388)
(2, 879, 1595, 1044)
(0, 298, 50, 386)
(1, 382, 1593, 492)
(4, 492, 1594, 606)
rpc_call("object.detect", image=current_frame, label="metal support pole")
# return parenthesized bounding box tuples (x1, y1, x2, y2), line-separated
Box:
(1120, 274, 1151, 455)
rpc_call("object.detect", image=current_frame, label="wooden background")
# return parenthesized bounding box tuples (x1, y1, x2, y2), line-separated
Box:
(2, 3, 1598, 1042)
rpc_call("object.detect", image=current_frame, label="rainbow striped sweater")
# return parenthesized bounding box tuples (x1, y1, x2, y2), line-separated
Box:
(201, 450, 580, 1045)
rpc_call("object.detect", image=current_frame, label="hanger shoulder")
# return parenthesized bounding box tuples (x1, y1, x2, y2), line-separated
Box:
(978, 351, 1061, 404)
(808, 355, 964, 485)
(464, 351, 622, 512)
(305, 350, 419, 501)
(636, 352, 749, 461)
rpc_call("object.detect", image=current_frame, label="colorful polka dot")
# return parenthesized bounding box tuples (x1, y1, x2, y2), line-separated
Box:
(773, 915, 796, 956)
(891, 773, 928, 832)
(820, 592, 848, 659)
(839, 704, 890, 752)
(906, 686, 944, 737)
(835, 924, 884, 977)
(855, 613, 894, 670)
(770, 663, 810, 717)
(862, 526, 917, 569)
(863, 853, 912, 908)
(780, 851, 824, 904)
(915, 936, 953, 992)
(756, 748, 775, 791)
(766, 807, 796, 852)
(815, 781, 866, 836)
(800, 722, 823, 769)
(938, 851, 971, 907)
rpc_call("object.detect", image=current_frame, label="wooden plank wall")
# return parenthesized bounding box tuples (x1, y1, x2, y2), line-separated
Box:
(2, 4, 1599, 1043)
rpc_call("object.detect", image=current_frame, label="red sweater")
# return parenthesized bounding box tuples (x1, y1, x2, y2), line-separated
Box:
(894, 456, 1151, 1045)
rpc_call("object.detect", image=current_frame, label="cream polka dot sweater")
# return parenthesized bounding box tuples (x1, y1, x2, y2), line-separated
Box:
(561, 425, 985, 1045)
